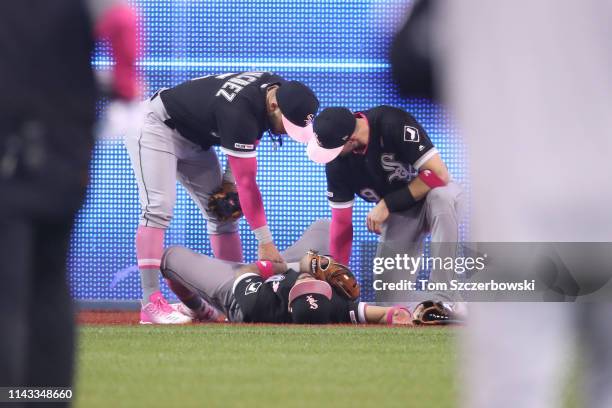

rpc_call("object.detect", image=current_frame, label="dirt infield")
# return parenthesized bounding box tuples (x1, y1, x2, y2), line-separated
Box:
(78, 310, 141, 325)
(76, 311, 456, 329)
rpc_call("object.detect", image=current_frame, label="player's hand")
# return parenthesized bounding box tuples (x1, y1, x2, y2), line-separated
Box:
(366, 200, 390, 234)
(258, 242, 284, 263)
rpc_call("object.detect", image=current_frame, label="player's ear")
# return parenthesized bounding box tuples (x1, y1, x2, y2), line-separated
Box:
(266, 86, 281, 113)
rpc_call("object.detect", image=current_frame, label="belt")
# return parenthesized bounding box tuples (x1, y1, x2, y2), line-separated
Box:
(150, 90, 176, 130)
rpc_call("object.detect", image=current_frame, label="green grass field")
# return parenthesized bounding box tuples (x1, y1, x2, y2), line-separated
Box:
(75, 325, 457, 408)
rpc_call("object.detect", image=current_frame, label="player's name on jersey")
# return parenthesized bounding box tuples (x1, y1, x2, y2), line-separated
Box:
(214, 72, 266, 102)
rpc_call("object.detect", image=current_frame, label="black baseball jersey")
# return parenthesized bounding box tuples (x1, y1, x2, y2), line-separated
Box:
(325, 106, 437, 207)
(233, 271, 359, 324)
(160, 72, 285, 157)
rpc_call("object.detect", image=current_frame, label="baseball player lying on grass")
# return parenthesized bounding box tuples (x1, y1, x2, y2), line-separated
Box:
(159, 220, 460, 325)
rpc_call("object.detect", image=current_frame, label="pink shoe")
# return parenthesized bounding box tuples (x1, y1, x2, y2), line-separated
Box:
(171, 301, 223, 323)
(140, 291, 193, 325)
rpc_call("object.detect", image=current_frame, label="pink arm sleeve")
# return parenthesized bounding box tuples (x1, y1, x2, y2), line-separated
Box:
(95, 4, 139, 100)
(227, 155, 267, 230)
(330, 207, 354, 265)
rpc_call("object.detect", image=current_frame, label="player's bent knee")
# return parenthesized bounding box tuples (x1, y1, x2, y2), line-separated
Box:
(425, 187, 456, 208)
(160, 245, 187, 276)
(139, 210, 173, 229)
(206, 218, 239, 235)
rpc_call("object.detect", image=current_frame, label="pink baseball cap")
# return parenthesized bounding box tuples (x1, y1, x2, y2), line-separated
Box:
(306, 107, 356, 164)
(288, 279, 332, 306)
(276, 81, 319, 143)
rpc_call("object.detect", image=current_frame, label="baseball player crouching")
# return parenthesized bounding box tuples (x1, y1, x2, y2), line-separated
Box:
(160, 220, 460, 326)
(124, 72, 319, 324)
(307, 107, 465, 303)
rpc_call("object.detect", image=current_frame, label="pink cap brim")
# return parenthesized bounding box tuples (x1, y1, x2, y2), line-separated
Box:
(281, 115, 315, 144)
(306, 138, 344, 164)
(288, 280, 332, 306)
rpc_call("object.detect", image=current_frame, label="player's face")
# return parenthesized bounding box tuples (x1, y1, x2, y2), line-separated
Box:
(268, 107, 286, 134)
(297, 273, 316, 282)
(265, 86, 286, 134)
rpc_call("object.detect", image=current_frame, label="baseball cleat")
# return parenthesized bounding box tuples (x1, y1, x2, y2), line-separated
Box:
(171, 301, 223, 323)
(140, 291, 193, 325)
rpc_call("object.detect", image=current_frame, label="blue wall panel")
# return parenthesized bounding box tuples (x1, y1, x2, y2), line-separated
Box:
(70, 0, 468, 301)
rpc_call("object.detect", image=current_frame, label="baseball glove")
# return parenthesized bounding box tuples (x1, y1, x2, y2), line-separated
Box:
(207, 183, 243, 222)
(412, 301, 463, 326)
(305, 250, 360, 300)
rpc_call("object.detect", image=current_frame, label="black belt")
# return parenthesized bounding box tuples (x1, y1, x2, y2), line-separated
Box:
(150, 90, 176, 130)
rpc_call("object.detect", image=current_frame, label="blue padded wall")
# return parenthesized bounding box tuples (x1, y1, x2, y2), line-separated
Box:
(70, 0, 468, 301)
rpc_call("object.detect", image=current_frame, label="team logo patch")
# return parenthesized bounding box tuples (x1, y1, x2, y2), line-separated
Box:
(234, 143, 254, 150)
(306, 295, 319, 310)
(403, 126, 420, 143)
(244, 281, 262, 295)
(264, 274, 286, 283)
(381, 153, 415, 183)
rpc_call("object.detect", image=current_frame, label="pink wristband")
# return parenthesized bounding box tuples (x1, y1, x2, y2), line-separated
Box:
(418, 169, 447, 188)
(255, 260, 275, 280)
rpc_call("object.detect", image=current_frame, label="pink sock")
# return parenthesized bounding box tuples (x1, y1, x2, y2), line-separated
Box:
(209, 232, 244, 262)
(136, 226, 165, 269)
(136, 226, 165, 300)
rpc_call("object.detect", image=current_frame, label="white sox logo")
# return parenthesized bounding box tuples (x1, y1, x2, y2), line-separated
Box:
(306, 295, 318, 310)
(381, 153, 415, 182)
(305, 113, 315, 126)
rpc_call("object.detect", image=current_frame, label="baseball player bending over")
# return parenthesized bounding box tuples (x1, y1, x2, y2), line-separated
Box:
(160, 220, 459, 325)
(124, 72, 319, 324)
(307, 107, 465, 302)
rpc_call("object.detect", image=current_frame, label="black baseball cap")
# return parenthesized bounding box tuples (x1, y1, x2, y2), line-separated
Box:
(276, 81, 319, 143)
(307, 107, 356, 164)
(288, 280, 332, 324)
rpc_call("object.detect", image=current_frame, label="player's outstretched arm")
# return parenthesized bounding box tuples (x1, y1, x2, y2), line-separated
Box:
(233, 260, 289, 280)
(227, 155, 284, 262)
(330, 206, 353, 265)
(363, 304, 413, 325)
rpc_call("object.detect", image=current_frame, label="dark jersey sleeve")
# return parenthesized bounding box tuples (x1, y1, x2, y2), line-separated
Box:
(325, 159, 355, 208)
(329, 289, 360, 323)
(216, 101, 260, 158)
(380, 106, 437, 170)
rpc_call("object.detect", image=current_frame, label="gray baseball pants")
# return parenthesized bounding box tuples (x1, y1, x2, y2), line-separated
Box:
(375, 181, 465, 302)
(160, 220, 331, 321)
(123, 93, 237, 234)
